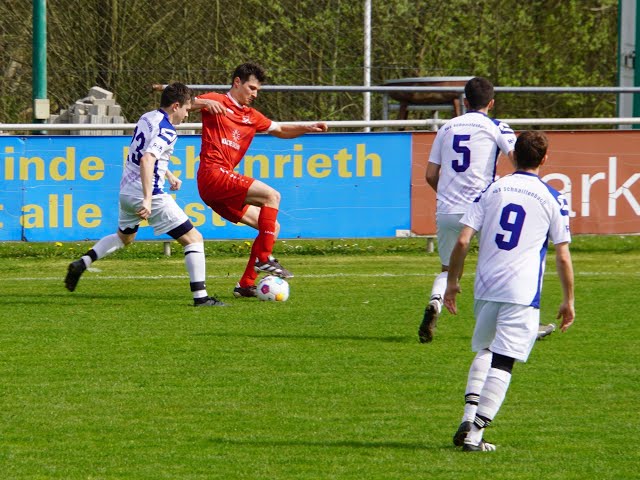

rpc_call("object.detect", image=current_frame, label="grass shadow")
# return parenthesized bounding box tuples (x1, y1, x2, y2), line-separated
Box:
(193, 331, 411, 343)
(206, 436, 445, 451)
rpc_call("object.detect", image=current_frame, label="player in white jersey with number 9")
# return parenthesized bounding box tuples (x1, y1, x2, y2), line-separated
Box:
(443, 130, 575, 451)
(64, 83, 225, 307)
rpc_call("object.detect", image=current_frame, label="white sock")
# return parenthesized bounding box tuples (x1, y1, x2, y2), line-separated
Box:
(431, 271, 448, 303)
(462, 349, 492, 423)
(466, 367, 512, 445)
(465, 423, 484, 445)
(184, 242, 208, 299)
(82, 233, 124, 267)
(80, 255, 92, 268)
(476, 367, 512, 421)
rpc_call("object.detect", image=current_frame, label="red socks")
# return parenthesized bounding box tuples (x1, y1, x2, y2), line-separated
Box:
(239, 206, 278, 288)
(239, 242, 261, 288)
(257, 206, 278, 263)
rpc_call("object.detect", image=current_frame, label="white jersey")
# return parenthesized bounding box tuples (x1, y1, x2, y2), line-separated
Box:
(430, 111, 516, 214)
(120, 109, 178, 196)
(461, 171, 571, 307)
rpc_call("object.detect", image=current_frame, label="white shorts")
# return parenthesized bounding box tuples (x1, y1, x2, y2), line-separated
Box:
(119, 193, 189, 236)
(472, 300, 539, 362)
(436, 213, 464, 266)
(437, 212, 481, 266)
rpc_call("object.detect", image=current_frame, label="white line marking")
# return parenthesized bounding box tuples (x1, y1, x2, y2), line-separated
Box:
(2, 271, 634, 282)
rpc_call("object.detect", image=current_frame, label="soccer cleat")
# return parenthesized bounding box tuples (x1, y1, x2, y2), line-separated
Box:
(233, 283, 257, 298)
(64, 259, 87, 292)
(537, 323, 556, 340)
(463, 440, 497, 452)
(194, 296, 227, 307)
(453, 421, 473, 446)
(254, 256, 293, 279)
(418, 297, 441, 343)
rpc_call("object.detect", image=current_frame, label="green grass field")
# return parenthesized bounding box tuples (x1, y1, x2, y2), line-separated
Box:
(0, 237, 638, 479)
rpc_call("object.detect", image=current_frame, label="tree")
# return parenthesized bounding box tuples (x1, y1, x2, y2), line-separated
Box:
(0, 0, 619, 125)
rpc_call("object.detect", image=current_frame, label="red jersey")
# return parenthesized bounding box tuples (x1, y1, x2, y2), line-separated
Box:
(197, 92, 272, 171)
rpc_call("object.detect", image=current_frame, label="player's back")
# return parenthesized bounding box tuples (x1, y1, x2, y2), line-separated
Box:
(471, 172, 570, 307)
(430, 111, 515, 214)
(121, 109, 177, 196)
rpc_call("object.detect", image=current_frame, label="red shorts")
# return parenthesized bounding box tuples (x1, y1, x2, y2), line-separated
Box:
(197, 167, 255, 223)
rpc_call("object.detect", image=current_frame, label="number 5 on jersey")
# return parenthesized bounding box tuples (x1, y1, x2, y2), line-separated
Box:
(452, 134, 471, 172)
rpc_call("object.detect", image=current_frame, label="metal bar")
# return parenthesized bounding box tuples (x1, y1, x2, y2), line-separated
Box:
(363, 0, 371, 131)
(387, 104, 454, 111)
(0, 123, 139, 131)
(5, 117, 640, 132)
(151, 83, 640, 94)
(32, 0, 47, 124)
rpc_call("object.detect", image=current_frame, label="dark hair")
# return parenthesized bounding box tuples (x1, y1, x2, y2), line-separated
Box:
(464, 77, 494, 110)
(514, 131, 549, 169)
(160, 82, 192, 108)
(231, 62, 266, 85)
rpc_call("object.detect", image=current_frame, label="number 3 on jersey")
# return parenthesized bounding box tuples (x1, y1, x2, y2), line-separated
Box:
(495, 203, 526, 251)
(451, 134, 471, 172)
(128, 126, 146, 165)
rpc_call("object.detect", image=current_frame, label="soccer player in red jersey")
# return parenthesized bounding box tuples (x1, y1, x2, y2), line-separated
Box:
(192, 62, 328, 298)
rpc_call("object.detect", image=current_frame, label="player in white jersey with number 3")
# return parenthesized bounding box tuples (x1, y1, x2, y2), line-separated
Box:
(419, 77, 516, 343)
(65, 83, 225, 307)
(444, 131, 575, 451)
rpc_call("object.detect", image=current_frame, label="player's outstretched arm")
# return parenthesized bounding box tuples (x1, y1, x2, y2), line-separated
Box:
(270, 122, 328, 139)
(554, 242, 575, 332)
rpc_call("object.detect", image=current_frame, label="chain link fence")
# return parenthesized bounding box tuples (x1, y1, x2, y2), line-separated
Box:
(1, 0, 619, 126)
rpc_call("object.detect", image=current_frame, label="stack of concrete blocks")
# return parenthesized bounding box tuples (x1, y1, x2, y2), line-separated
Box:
(48, 86, 127, 135)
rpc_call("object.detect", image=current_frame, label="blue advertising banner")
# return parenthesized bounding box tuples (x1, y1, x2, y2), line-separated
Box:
(0, 133, 412, 241)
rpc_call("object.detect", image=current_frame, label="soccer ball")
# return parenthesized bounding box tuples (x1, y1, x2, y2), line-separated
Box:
(256, 275, 290, 302)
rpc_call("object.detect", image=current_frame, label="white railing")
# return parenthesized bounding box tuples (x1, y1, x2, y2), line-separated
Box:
(4, 117, 640, 132)
(151, 84, 640, 94)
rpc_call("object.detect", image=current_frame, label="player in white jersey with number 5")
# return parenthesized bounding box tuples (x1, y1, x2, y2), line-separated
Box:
(65, 83, 225, 307)
(444, 130, 575, 451)
(419, 77, 516, 343)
